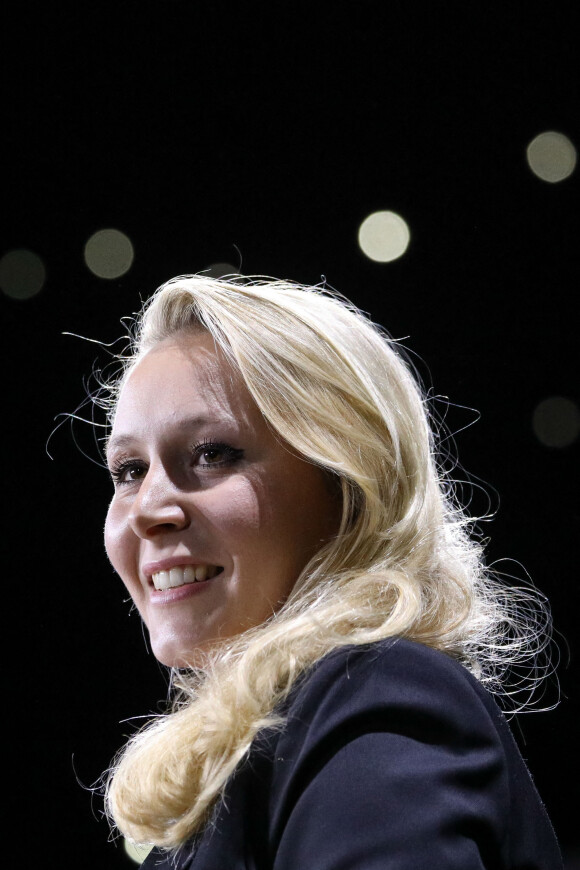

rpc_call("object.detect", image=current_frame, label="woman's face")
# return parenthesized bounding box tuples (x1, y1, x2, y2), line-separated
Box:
(104, 330, 341, 667)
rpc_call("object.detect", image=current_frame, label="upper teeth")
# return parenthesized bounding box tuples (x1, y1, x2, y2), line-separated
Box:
(152, 565, 220, 591)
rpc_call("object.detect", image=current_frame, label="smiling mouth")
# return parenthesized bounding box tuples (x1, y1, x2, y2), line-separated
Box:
(151, 565, 224, 591)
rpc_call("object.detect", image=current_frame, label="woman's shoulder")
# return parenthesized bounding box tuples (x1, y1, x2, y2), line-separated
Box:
(147, 638, 562, 870)
(301, 635, 484, 686)
(269, 637, 562, 869)
(284, 637, 499, 730)
(279, 636, 528, 788)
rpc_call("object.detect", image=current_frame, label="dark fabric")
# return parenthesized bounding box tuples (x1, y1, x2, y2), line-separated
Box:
(141, 638, 562, 869)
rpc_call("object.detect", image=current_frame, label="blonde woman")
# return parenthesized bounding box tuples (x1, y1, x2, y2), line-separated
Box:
(101, 275, 562, 868)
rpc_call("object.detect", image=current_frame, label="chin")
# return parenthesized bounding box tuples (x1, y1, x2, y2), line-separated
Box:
(151, 634, 219, 669)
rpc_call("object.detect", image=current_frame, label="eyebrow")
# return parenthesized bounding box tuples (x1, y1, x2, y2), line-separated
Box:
(105, 433, 140, 453)
(105, 414, 234, 455)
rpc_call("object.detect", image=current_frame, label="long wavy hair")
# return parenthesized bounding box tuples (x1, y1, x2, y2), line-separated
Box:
(101, 274, 550, 850)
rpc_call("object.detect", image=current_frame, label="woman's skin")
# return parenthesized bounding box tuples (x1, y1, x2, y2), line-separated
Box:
(104, 330, 341, 667)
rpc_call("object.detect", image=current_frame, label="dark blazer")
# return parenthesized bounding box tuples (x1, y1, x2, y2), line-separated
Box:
(142, 639, 562, 869)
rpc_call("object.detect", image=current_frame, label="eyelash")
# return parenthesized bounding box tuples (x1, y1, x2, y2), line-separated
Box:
(192, 439, 244, 469)
(109, 440, 244, 485)
(109, 459, 146, 485)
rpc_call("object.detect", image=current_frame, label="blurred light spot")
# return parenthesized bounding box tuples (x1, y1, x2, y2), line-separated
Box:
(358, 211, 410, 262)
(0, 248, 46, 299)
(123, 838, 152, 863)
(204, 262, 240, 278)
(84, 228, 134, 279)
(526, 131, 577, 183)
(532, 396, 580, 447)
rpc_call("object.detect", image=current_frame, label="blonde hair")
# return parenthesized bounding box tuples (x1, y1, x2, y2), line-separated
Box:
(102, 274, 550, 850)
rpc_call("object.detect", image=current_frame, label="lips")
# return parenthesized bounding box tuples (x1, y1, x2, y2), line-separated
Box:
(151, 564, 223, 591)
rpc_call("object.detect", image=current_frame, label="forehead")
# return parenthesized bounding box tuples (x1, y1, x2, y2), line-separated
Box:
(126, 331, 235, 397)
(108, 331, 255, 444)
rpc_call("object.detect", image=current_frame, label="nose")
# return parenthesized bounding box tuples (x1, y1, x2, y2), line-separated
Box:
(128, 464, 190, 538)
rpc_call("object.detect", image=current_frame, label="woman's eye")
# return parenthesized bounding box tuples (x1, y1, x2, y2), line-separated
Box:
(194, 441, 244, 468)
(202, 447, 225, 464)
(110, 460, 147, 485)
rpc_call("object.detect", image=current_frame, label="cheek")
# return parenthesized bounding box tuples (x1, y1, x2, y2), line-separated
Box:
(202, 478, 288, 572)
(104, 506, 145, 612)
(104, 501, 129, 574)
(206, 483, 262, 544)
(231, 474, 312, 564)
(272, 469, 341, 553)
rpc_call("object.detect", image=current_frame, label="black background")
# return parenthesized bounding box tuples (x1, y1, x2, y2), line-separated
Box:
(3, 3, 578, 867)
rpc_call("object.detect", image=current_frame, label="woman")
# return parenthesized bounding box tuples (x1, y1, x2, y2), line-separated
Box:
(101, 274, 562, 868)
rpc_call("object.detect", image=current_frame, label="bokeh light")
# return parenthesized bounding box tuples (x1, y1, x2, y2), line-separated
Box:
(0, 248, 46, 299)
(84, 228, 134, 279)
(532, 396, 580, 448)
(123, 838, 152, 864)
(526, 131, 577, 183)
(358, 211, 410, 262)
